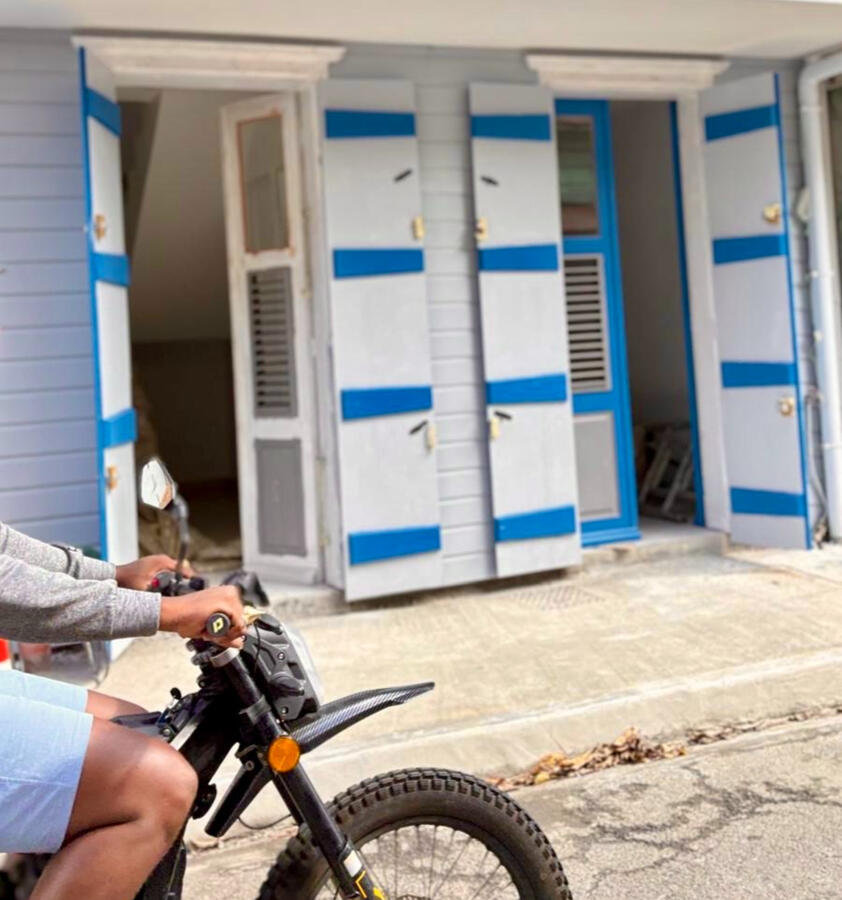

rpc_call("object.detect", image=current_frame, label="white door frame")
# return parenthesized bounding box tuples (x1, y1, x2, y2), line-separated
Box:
(72, 35, 346, 583)
(527, 53, 732, 532)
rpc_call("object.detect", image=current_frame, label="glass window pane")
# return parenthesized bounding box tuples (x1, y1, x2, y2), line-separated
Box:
(238, 114, 289, 252)
(556, 116, 599, 236)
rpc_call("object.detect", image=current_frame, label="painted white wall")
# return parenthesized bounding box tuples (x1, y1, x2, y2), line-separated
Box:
(128, 88, 256, 341)
(126, 88, 256, 485)
(5, 3, 842, 58)
(611, 100, 689, 427)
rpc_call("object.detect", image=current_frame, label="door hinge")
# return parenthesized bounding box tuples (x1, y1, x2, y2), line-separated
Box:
(475, 217, 488, 243)
(105, 464, 118, 492)
(93, 213, 107, 242)
(412, 215, 425, 241)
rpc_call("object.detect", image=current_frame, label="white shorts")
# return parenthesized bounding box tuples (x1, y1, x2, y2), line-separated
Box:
(0, 670, 91, 853)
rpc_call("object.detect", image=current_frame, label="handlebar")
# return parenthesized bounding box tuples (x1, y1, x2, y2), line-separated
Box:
(205, 612, 232, 638)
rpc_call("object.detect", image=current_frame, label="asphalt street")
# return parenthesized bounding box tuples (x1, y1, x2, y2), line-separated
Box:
(183, 715, 842, 900)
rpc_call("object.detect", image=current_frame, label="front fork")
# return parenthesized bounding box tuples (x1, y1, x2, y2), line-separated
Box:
(275, 766, 386, 900)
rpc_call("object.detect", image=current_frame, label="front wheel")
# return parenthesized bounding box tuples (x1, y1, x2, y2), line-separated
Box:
(258, 768, 573, 900)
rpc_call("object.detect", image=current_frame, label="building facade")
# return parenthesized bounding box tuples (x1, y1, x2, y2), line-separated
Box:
(2, 6, 842, 601)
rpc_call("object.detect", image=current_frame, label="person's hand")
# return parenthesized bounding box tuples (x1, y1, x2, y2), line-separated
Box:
(158, 586, 246, 647)
(116, 555, 195, 590)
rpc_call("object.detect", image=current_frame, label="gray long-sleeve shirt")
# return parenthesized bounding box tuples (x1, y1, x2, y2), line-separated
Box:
(0, 522, 161, 643)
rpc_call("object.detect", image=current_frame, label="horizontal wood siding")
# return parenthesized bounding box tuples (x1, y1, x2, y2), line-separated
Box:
(0, 31, 99, 548)
(332, 47, 536, 585)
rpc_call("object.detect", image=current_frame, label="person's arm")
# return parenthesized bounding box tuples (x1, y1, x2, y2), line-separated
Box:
(0, 553, 158, 643)
(0, 521, 114, 581)
(0, 554, 247, 645)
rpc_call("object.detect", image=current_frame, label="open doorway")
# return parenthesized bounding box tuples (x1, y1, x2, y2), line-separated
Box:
(120, 89, 255, 569)
(610, 100, 699, 526)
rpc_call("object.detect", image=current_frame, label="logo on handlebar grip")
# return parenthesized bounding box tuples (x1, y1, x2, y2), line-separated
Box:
(211, 617, 225, 634)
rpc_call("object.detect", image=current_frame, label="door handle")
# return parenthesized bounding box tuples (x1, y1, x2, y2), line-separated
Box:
(409, 419, 438, 450)
(778, 396, 796, 417)
(488, 410, 512, 440)
(763, 202, 782, 226)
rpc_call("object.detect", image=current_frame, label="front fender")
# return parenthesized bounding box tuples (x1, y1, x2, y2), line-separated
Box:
(290, 682, 435, 753)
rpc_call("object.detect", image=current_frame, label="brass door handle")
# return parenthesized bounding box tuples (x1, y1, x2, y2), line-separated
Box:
(763, 202, 782, 226)
(778, 396, 796, 417)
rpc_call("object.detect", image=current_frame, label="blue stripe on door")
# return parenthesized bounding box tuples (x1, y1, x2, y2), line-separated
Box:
(478, 243, 559, 272)
(486, 374, 567, 404)
(349, 525, 441, 564)
(470, 114, 552, 141)
(341, 386, 433, 420)
(721, 361, 796, 388)
(704, 104, 778, 142)
(92, 252, 130, 286)
(86, 87, 122, 136)
(100, 408, 137, 448)
(325, 109, 415, 139)
(333, 248, 424, 278)
(712, 234, 786, 265)
(731, 487, 807, 517)
(495, 505, 577, 543)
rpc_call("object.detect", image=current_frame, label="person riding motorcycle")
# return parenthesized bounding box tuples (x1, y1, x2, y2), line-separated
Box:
(0, 521, 246, 900)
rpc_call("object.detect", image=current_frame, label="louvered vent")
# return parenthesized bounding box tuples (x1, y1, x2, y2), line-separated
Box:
(563, 255, 610, 393)
(248, 266, 297, 417)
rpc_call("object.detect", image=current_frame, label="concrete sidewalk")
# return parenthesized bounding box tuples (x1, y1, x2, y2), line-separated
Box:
(100, 539, 842, 829)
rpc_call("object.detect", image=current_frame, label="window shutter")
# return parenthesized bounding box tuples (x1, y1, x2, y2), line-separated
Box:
(564, 254, 610, 393)
(248, 266, 297, 417)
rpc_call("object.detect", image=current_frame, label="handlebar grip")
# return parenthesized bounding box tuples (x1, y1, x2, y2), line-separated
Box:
(205, 612, 231, 638)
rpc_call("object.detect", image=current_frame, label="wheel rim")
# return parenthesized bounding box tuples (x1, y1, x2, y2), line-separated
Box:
(312, 823, 522, 900)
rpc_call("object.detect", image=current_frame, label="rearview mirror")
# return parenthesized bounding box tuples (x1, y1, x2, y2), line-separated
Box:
(139, 457, 177, 510)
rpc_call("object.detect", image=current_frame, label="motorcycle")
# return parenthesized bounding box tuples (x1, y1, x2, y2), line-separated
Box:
(7, 458, 574, 900)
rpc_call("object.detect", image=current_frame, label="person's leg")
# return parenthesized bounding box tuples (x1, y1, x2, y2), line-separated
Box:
(85, 690, 146, 719)
(30, 718, 197, 900)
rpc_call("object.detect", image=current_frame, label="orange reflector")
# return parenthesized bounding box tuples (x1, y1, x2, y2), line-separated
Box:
(267, 735, 300, 773)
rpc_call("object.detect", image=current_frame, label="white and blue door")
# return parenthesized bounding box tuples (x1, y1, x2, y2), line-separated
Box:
(469, 83, 581, 577)
(701, 73, 810, 548)
(555, 99, 638, 546)
(78, 47, 138, 564)
(321, 79, 442, 599)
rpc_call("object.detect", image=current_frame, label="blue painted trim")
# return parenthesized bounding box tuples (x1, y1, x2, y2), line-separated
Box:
(712, 234, 786, 265)
(557, 98, 639, 546)
(478, 243, 559, 272)
(100, 408, 137, 448)
(774, 72, 812, 549)
(486, 373, 567, 404)
(721, 360, 797, 388)
(325, 109, 415, 139)
(333, 247, 424, 279)
(580, 522, 641, 547)
(471, 113, 551, 141)
(78, 48, 107, 560)
(670, 101, 705, 527)
(495, 505, 577, 543)
(86, 87, 122, 136)
(341, 386, 432, 420)
(704, 104, 777, 142)
(348, 525, 441, 565)
(731, 487, 807, 518)
(92, 252, 130, 286)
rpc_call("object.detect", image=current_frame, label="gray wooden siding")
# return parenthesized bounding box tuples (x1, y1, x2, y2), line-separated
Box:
(0, 31, 99, 548)
(332, 47, 536, 585)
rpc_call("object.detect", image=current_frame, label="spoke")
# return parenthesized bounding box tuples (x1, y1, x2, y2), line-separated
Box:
(466, 860, 504, 900)
(429, 829, 472, 897)
(426, 825, 438, 899)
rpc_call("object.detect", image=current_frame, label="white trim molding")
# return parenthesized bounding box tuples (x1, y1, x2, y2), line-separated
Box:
(526, 53, 728, 98)
(72, 36, 345, 89)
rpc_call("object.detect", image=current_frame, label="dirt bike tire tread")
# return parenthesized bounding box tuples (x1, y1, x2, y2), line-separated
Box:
(257, 767, 573, 900)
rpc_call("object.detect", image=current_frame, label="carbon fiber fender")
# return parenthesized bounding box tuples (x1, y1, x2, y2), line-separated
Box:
(290, 682, 435, 754)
